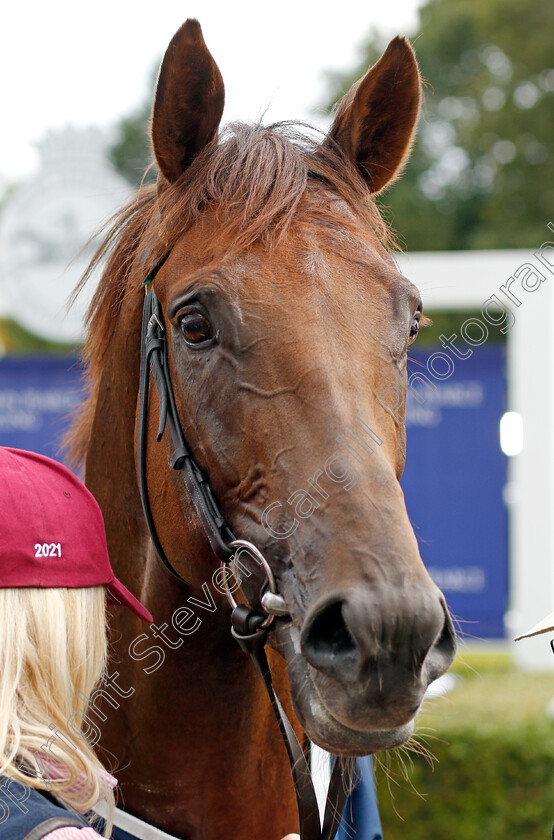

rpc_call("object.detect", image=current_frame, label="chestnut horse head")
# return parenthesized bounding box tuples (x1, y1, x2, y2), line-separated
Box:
(71, 19, 456, 837)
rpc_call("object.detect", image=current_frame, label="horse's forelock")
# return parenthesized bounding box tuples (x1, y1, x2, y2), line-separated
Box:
(67, 121, 394, 466)
(163, 122, 393, 252)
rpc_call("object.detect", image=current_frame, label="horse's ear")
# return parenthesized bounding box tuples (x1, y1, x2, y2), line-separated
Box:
(151, 19, 225, 184)
(327, 37, 421, 194)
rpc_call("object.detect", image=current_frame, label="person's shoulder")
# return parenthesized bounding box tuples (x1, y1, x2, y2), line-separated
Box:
(0, 775, 89, 840)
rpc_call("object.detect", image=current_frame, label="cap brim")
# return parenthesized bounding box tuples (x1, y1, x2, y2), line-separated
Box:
(106, 578, 153, 623)
(514, 612, 554, 641)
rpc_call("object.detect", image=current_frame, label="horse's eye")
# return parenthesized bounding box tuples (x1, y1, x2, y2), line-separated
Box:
(408, 312, 420, 345)
(178, 309, 215, 346)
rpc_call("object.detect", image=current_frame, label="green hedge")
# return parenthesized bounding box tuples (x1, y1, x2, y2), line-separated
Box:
(376, 658, 554, 839)
(376, 723, 554, 839)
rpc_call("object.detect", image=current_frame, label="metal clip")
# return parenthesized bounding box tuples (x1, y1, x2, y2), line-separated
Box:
(261, 591, 289, 616)
(220, 540, 290, 628)
(149, 312, 165, 334)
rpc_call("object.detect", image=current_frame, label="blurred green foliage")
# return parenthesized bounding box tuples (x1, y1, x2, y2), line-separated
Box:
(376, 651, 554, 838)
(377, 724, 554, 839)
(323, 0, 554, 251)
(0, 319, 76, 355)
(108, 0, 554, 251)
(109, 97, 157, 188)
(414, 310, 506, 345)
(109, 65, 159, 187)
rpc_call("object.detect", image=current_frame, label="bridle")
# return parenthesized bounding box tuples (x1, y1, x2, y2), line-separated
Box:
(137, 258, 350, 840)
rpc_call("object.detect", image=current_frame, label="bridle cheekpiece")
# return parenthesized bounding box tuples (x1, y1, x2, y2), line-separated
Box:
(137, 254, 349, 840)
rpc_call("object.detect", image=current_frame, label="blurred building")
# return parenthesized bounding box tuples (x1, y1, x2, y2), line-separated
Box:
(0, 126, 130, 463)
(398, 246, 554, 670)
(0, 126, 130, 343)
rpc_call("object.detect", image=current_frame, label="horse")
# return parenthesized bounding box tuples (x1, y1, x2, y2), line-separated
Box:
(69, 19, 457, 840)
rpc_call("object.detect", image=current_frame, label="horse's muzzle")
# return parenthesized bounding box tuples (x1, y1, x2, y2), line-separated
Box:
(299, 584, 457, 732)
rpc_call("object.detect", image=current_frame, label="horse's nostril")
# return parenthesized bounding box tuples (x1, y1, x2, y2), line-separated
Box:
(425, 600, 457, 681)
(301, 599, 357, 673)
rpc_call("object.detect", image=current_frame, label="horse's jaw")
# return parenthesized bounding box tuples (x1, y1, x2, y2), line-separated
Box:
(272, 621, 417, 757)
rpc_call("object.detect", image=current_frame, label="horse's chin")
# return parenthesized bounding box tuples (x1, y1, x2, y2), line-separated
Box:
(272, 621, 416, 757)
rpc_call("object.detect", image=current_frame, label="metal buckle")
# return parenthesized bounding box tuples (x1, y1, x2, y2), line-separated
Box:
(149, 312, 165, 334)
(220, 539, 289, 628)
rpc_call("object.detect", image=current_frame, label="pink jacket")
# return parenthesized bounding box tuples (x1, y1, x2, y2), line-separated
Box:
(40, 761, 117, 840)
(45, 830, 102, 840)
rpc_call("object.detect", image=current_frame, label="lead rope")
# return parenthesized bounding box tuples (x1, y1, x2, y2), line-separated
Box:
(137, 281, 349, 840)
(230, 605, 350, 840)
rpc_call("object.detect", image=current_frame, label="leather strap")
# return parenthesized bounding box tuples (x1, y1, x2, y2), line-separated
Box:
(137, 288, 235, 578)
(137, 277, 349, 840)
(231, 606, 349, 840)
(21, 817, 87, 840)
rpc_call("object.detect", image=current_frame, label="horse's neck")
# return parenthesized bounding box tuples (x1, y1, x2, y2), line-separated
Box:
(94, 526, 299, 839)
(84, 299, 299, 839)
(85, 289, 144, 557)
(99, 562, 298, 839)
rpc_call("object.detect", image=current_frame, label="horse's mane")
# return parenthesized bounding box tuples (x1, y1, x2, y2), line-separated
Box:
(67, 121, 395, 466)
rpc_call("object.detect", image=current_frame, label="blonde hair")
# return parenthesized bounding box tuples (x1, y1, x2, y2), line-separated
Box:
(0, 586, 114, 833)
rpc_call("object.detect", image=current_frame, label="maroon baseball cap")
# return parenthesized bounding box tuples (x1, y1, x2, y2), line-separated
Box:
(0, 447, 152, 623)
